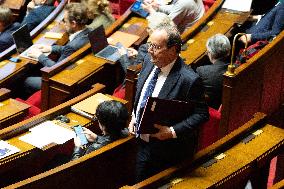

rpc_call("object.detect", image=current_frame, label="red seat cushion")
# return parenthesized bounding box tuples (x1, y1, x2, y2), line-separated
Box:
(15, 98, 41, 119)
(25, 90, 41, 109)
(198, 107, 221, 150)
(203, 0, 215, 12)
(113, 84, 125, 99)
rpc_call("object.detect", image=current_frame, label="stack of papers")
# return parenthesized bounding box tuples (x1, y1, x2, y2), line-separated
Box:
(222, 0, 252, 12)
(0, 140, 20, 159)
(19, 121, 75, 149)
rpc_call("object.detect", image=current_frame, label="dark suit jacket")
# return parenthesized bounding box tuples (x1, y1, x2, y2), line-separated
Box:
(134, 56, 209, 161)
(0, 22, 21, 52)
(38, 28, 91, 67)
(21, 5, 55, 31)
(247, 2, 284, 42)
(196, 60, 228, 110)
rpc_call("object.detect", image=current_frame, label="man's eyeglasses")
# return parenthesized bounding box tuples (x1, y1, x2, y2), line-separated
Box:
(147, 42, 163, 51)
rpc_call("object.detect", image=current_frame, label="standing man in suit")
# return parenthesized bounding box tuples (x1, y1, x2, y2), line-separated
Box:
(24, 3, 91, 96)
(0, 6, 21, 53)
(21, 0, 55, 31)
(128, 24, 209, 182)
(196, 34, 231, 110)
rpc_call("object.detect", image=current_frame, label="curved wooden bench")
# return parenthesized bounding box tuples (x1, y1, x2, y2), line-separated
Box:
(121, 112, 284, 189)
(0, 83, 105, 187)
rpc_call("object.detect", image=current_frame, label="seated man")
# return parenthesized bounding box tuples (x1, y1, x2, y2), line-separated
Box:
(239, 1, 284, 44)
(142, 0, 205, 33)
(71, 100, 129, 160)
(21, 0, 55, 31)
(24, 3, 91, 96)
(0, 6, 21, 53)
(196, 34, 231, 110)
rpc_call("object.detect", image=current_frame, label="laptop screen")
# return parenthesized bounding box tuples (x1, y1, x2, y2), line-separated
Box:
(88, 25, 109, 54)
(12, 24, 33, 54)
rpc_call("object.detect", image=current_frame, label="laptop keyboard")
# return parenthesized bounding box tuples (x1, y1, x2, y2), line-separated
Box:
(98, 46, 118, 57)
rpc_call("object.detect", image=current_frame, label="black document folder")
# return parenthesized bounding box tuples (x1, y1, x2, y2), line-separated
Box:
(138, 97, 195, 134)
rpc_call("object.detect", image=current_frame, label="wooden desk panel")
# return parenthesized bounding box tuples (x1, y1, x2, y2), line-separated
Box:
(180, 10, 249, 66)
(0, 86, 104, 187)
(0, 99, 30, 129)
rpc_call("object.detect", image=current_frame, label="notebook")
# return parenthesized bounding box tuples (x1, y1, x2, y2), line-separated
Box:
(71, 93, 112, 120)
(88, 25, 122, 62)
(12, 24, 48, 61)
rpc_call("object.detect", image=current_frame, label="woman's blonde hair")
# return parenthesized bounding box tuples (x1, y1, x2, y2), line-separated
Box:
(82, 0, 112, 19)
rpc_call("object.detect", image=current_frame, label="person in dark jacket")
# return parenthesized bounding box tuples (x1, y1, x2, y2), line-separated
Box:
(23, 3, 91, 95)
(0, 6, 21, 53)
(239, 2, 284, 44)
(196, 34, 231, 109)
(71, 100, 129, 160)
(21, 0, 55, 31)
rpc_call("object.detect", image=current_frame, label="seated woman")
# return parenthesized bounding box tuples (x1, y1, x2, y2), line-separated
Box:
(21, 0, 55, 31)
(82, 0, 115, 30)
(196, 34, 231, 110)
(71, 100, 129, 160)
(239, 1, 284, 44)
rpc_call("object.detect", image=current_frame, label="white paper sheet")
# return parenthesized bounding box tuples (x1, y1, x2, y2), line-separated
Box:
(0, 140, 20, 159)
(222, 0, 252, 12)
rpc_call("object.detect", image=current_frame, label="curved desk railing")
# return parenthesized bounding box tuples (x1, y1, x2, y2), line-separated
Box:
(121, 112, 284, 189)
(0, 0, 68, 61)
(0, 84, 105, 188)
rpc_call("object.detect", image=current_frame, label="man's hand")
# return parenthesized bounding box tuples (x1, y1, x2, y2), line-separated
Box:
(151, 124, 173, 140)
(142, 1, 156, 14)
(35, 44, 52, 53)
(74, 136, 82, 147)
(128, 116, 136, 135)
(82, 127, 97, 142)
(239, 34, 251, 44)
(127, 48, 138, 58)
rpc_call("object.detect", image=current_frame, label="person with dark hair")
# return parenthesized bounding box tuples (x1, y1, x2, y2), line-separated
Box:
(0, 6, 21, 52)
(128, 24, 208, 181)
(21, 0, 55, 31)
(23, 3, 91, 96)
(71, 100, 129, 160)
(239, 1, 284, 44)
(196, 34, 231, 109)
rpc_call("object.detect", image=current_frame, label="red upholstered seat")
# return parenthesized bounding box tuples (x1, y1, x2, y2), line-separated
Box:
(198, 107, 221, 150)
(203, 0, 215, 12)
(15, 90, 42, 119)
(113, 84, 126, 99)
(110, 0, 135, 18)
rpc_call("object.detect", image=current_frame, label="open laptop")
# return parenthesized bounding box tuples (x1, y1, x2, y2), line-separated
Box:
(88, 25, 122, 62)
(12, 24, 46, 61)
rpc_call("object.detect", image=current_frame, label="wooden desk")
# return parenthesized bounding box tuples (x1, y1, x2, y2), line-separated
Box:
(180, 9, 249, 68)
(40, 7, 148, 111)
(0, 0, 67, 90)
(220, 29, 284, 137)
(0, 84, 105, 187)
(0, 99, 30, 130)
(124, 112, 284, 189)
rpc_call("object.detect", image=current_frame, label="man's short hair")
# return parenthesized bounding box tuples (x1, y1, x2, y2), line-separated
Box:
(95, 100, 129, 137)
(64, 3, 89, 26)
(206, 34, 231, 60)
(155, 24, 182, 53)
(0, 6, 13, 27)
(146, 12, 175, 31)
